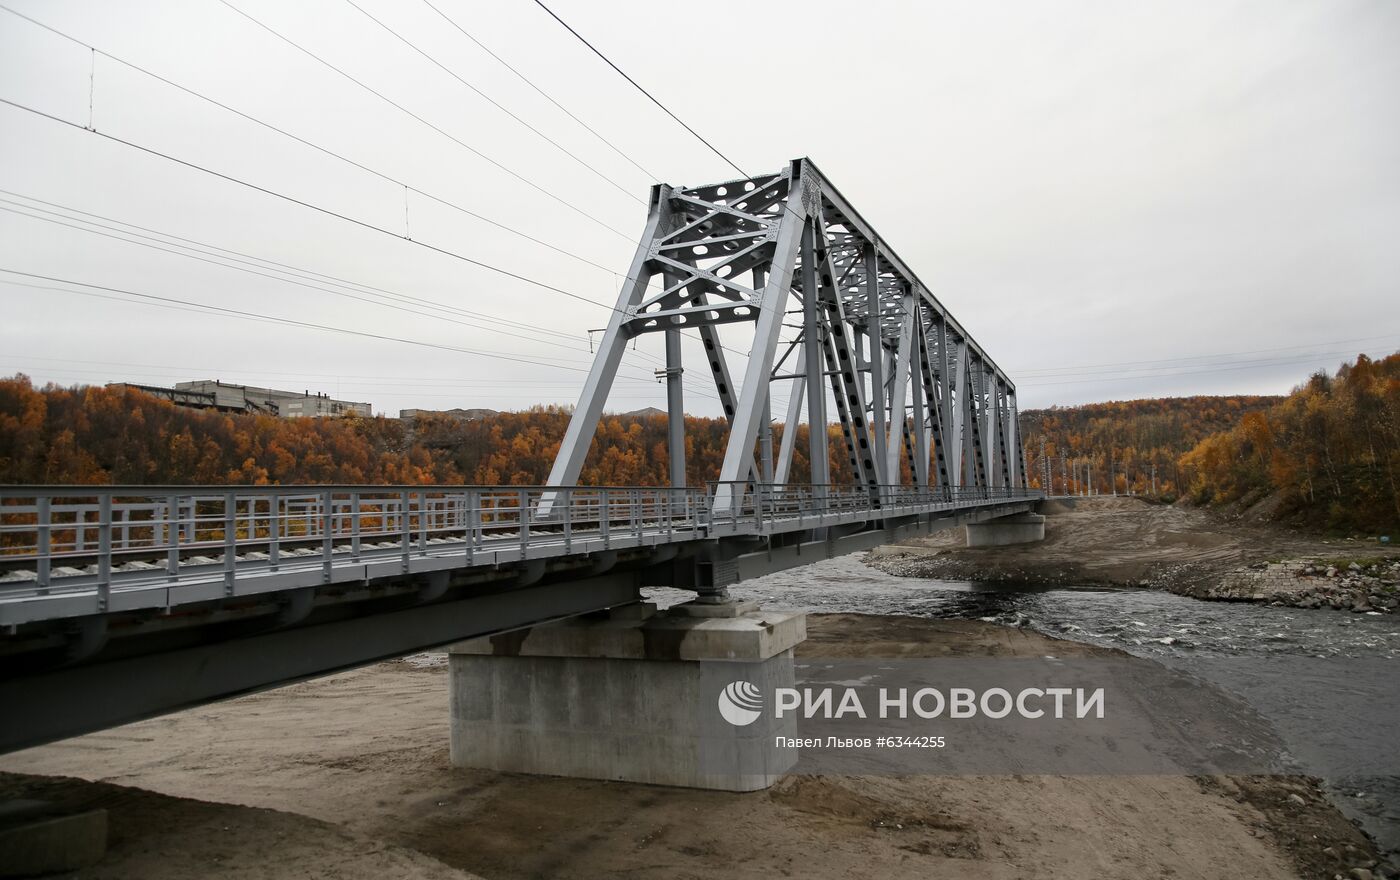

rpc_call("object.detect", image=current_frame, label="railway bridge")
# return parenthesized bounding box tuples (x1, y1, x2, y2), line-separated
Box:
(0, 160, 1042, 785)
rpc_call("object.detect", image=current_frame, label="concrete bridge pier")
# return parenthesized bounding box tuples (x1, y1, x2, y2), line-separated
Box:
(964, 511, 1047, 547)
(448, 601, 805, 792)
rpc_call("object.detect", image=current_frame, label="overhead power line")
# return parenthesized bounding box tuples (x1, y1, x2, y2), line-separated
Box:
(1016, 346, 1396, 388)
(0, 93, 754, 366)
(211, 0, 631, 238)
(338, 0, 644, 204)
(0, 189, 582, 343)
(530, 0, 748, 178)
(0, 196, 732, 398)
(0, 194, 585, 337)
(0, 96, 622, 311)
(419, 0, 657, 180)
(0, 270, 597, 372)
(1010, 334, 1400, 377)
(0, 202, 602, 362)
(0, 3, 626, 273)
(2, 271, 724, 405)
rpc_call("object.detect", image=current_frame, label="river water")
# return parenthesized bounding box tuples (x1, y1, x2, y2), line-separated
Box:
(678, 554, 1400, 856)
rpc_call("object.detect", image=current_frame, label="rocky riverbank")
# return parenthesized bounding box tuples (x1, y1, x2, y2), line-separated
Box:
(1174, 559, 1400, 612)
(868, 496, 1400, 614)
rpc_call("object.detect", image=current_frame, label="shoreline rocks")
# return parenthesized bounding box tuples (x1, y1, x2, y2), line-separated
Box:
(868, 551, 1399, 615)
(1171, 559, 1399, 614)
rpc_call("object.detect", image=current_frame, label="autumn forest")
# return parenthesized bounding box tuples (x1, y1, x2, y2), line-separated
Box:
(1, 351, 1396, 533)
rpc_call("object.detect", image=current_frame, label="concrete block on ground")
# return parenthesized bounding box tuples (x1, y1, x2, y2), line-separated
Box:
(449, 603, 804, 791)
(965, 512, 1046, 547)
(0, 799, 107, 877)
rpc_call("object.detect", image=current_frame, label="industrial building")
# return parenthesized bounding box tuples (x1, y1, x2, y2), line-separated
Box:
(113, 380, 371, 418)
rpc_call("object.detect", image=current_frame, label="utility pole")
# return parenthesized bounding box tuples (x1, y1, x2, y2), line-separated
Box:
(1151, 463, 1157, 496)
(1039, 436, 1049, 494)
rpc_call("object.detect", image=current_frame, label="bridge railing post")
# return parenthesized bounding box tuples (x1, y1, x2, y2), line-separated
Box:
(561, 488, 572, 553)
(36, 495, 50, 594)
(418, 493, 429, 555)
(631, 488, 641, 540)
(222, 491, 235, 598)
(400, 490, 412, 573)
(519, 488, 529, 556)
(165, 489, 182, 579)
(464, 488, 478, 558)
(267, 492, 280, 572)
(321, 489, 334, 583)
(600, 488, 610, 549)
(350, 491, 362, 561)
(96, 494, 112, 612)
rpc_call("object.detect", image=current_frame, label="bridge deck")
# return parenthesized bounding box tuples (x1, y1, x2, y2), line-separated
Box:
(1, 483, 1035, 626)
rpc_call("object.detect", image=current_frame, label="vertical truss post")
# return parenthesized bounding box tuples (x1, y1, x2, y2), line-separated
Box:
(813, 215, 879, 496)
(910, 301, 929, 488)
(800, 216, 828, 492)
(991, 380, 1009, 489)
(921, 313, 951, 490)
(951, 338, 969, 488)
(863, 248, 888, 484)
(885, 286, 915, 485)
(755, 264, 775, 483)
(967, 355, 990, 494)
(982, 362, 1001, 488)
(713, 165, 809, 511)
(1007, 388, 1025, 488)
(774, 348, 805, 485)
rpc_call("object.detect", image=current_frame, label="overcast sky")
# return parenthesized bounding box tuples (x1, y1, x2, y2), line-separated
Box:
(1, 0, 1397, 417)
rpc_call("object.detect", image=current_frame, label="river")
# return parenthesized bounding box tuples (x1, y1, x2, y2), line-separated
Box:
(654, 553, 1400, 857)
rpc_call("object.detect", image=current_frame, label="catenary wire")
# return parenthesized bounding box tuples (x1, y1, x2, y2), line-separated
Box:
(531, 0, 747, 178)
(0, 189, 584, 342)
(213, 0, 632, 238)
(338, 0, 643, 203)
(419, 0, 657, 180)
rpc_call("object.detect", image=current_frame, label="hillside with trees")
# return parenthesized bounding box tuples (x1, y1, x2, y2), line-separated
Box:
(1019, 395, 1282, 499)
(1177, 353, 1399, 533)
(0, 375, 854, 488)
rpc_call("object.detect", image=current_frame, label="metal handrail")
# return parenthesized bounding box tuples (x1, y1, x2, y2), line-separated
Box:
(0, 483, 1041, 608)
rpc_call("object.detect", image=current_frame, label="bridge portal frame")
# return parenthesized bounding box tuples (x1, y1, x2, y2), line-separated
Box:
(544, 158, 1027, 511)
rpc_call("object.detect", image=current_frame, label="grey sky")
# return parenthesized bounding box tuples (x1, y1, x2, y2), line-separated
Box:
(1, 0, 1397, 417)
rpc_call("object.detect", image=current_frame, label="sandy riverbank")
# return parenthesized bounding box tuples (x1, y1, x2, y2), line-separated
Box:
(870, 496, 1400, 612)
(1, 613, 1385, 879)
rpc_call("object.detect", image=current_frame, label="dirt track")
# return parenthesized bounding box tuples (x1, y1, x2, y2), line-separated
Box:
(1, 613, 1382, 880)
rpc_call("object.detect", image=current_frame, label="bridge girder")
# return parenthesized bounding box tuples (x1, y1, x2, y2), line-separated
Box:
(544, 158, 1027, 509)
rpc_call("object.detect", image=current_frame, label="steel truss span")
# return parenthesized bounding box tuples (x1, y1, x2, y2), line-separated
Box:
(546, 158, 1029, 511)
(0, 159, 1041, 752)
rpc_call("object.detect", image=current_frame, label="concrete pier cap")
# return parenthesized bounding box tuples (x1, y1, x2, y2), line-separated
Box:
(448, 600, 805, 792)
(964, 512, 1047, 548)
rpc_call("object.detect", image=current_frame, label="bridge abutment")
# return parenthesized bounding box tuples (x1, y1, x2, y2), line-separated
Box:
(448, 601, 804, 792)
(964, 512, 1047, 547)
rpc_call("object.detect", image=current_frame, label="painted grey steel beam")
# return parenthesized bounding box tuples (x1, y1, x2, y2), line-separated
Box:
(774, 345, 806, 485)
(800, 216, 828, 490)
(885, 287, 915, 484)
(864, 248, 888, 483)
(714, 163, 809, 510)
(0, 576, 642, 754)
(544, 187, 670, 498)
(910, 302, 930, 487)
(950, 338, 968, 487)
